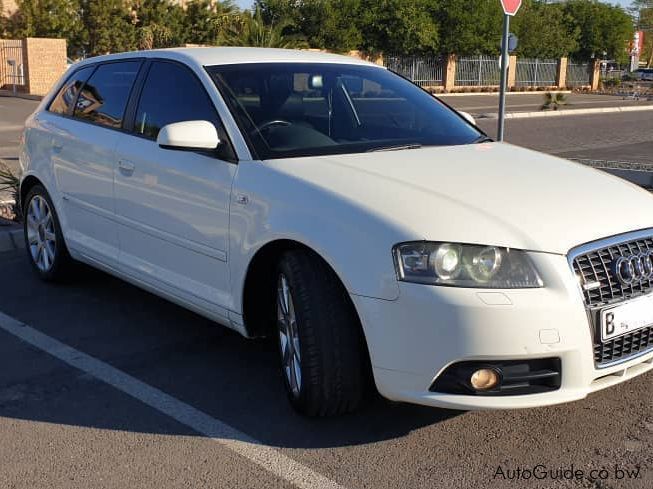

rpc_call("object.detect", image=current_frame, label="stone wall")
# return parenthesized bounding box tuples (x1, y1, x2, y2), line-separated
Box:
(22, 38, 68, 96)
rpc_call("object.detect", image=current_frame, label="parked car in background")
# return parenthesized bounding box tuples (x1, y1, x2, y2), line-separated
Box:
(19, 48, 653, 417)
(634, 68, 653, 81)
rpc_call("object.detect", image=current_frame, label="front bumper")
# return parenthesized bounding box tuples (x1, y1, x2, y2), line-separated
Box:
(352, 252, 653, 410)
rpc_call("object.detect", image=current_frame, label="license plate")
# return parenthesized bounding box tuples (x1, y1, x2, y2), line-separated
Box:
(600, 293, 653, 341)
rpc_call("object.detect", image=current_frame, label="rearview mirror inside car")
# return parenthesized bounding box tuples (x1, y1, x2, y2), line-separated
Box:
(458, 111, 476, 126)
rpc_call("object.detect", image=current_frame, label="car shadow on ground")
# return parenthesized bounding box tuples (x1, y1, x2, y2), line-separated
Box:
(0, 253, 462, 449)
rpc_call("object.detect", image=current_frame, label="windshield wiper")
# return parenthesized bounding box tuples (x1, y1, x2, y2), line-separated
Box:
(473, 135, 493, 144)
(367, 143, 422, 153)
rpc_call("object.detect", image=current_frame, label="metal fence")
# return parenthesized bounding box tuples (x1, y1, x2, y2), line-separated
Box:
(601, 68, 625, 81)
(515, 58, 558, 87)
(383, 55, 444, 87)
(566, 60, 591, 87)
(0, 40, 26, 90)
(455, 55, 501, 86)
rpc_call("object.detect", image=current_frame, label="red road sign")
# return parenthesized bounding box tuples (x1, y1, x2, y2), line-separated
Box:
(500, 0, 522, 16)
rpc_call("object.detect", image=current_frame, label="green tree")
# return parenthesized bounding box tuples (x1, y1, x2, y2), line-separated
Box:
(511, 1, 580, 58)
(9, 0, 83, 54)
(256, 0, 362, 52)
(307, 0, 362, 52)
(80, 0, 136, 56)
(435, 0, 503, 55)
(563, 0, 634, 63)
(180, 0, 242, 46)
(357, 0, 439, 55)
(131, 0, 186, 49)
(224, 6, 307, 48)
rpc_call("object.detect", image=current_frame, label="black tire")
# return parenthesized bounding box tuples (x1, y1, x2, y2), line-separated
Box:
(275, 249, 366, 417)
(23, 185, 75, 282)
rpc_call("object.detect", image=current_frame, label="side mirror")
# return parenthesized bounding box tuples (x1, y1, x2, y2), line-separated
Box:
(157, 120, 220, 150)
(458, 111, 476, 126)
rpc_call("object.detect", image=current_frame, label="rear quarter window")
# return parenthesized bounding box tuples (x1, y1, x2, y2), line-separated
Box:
(73, 61, 142, 129)
(48, 66, 95, 116)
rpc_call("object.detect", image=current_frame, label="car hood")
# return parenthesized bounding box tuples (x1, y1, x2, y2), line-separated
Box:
(265, 143, 653, 254)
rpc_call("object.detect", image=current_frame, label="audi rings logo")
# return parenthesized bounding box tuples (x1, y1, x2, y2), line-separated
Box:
(613, 252, 653, 285)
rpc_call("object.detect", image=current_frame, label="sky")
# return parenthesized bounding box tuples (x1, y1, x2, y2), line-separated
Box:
(233, 0, 635, 10)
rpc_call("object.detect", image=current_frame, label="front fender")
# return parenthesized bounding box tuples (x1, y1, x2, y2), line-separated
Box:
(228, 160, 409, 312)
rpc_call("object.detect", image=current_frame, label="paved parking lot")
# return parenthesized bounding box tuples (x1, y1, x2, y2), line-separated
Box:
(477, 111, 653, 164)
(1, 95, 653, 489)
(1, 252, 652, 489)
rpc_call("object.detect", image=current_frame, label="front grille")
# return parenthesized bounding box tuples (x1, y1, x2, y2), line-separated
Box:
(572, 236, 653, 308)
(594, 326, 653, 364)
(570, 231, 653, 367)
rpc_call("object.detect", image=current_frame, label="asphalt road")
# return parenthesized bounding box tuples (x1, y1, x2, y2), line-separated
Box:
(477, 111, 653, 164)
(441, 92, 653, 117)
(1, 95, 653, 489)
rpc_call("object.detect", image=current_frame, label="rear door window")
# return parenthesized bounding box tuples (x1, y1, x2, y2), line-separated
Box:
(73, 61, 141, 129)
(48, 66, 95, 116)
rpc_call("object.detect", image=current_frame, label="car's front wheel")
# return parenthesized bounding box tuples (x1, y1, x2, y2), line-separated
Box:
(23, 185, 74, 281)
(275, 250, 367, 417)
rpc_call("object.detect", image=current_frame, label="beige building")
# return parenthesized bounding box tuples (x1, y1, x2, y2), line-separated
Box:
(1, 0, 18, 18)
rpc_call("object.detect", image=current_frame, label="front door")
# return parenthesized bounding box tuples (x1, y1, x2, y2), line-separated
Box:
(114, 60, 237, 318)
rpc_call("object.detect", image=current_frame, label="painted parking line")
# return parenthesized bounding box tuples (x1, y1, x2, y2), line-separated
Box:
(0, 310, 347, 489)
(0, 124, 24, 132)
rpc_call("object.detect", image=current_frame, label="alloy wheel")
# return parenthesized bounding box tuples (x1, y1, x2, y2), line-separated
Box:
(277, 273, 302, 398)
(26, 195, 56, 272)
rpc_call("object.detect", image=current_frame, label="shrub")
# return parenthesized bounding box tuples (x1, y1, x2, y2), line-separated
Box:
(602, 78, 621, 88)
(540, 92, 568, 111)
(0, 159, 21, 222)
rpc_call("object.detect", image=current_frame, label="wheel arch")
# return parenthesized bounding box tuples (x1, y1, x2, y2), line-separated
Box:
(19, 175, 44, 212)
(240, 238, 374, 395)
(241, 239, 362, 340)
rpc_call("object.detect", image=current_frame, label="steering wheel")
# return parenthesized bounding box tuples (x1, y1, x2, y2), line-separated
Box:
(252, 119, 292, 136)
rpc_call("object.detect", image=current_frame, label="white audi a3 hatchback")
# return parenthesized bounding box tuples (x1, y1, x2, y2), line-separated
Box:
(19, 48, 653, 416)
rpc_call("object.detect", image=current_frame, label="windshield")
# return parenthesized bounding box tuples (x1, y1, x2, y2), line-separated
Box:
(207, 63, 484, 160)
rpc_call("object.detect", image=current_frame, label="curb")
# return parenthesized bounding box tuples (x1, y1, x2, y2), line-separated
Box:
(0, 224, 24, 253)
(0, 91, 43, 101)
(439, 90, 572, 98)
(476, 104, 653, 119)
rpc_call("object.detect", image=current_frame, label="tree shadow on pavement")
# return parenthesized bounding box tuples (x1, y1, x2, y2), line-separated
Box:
(0, 253, 462, 449)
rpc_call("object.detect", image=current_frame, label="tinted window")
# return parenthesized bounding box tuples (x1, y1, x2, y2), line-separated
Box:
(208, 63, 483, 159)
(48, 66, 95, 115)
(73, 61, 141, 129)
(135, 61, 222, 140)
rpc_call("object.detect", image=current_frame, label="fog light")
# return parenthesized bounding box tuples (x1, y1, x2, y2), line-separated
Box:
(470, 368, 500, 391)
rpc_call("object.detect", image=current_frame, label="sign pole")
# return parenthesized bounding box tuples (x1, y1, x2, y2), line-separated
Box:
(497, 13, 510, 142)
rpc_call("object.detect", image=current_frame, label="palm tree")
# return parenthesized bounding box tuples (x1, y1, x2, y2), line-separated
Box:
(222, 7, 307, 49)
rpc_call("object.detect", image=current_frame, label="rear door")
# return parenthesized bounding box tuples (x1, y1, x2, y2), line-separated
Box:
(114, 60, 237, 317)
(52, 60, 142, 266)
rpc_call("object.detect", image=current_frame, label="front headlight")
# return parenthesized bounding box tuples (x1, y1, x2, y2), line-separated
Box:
(393, 242, 543, 288)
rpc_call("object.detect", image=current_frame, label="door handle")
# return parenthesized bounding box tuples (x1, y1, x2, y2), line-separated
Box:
(118, 159, 135, 176)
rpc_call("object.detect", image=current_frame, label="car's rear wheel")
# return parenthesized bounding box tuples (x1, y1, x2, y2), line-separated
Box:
(275, 249, 366, 416)
(23, 185, 74, 281)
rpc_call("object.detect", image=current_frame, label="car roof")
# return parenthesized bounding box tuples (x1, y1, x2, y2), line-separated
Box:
(74, 47, 384, 72)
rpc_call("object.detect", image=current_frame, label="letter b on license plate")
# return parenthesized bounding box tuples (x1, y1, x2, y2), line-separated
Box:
(600, 294, 653, 341)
